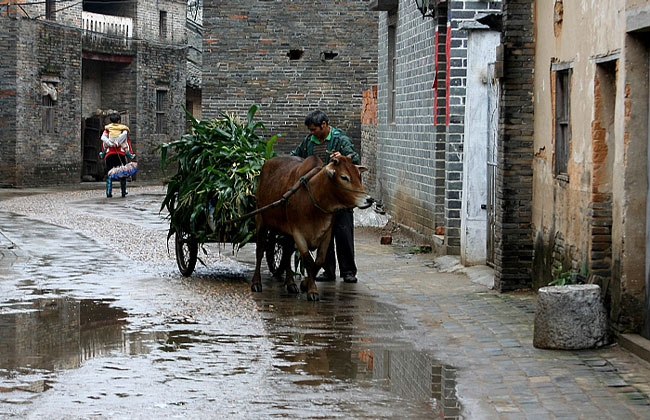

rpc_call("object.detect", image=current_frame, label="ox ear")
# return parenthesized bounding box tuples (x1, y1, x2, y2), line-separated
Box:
(357, 165, 368, 173)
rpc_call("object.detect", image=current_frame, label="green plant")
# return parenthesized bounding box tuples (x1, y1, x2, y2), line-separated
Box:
(548, 263, 586, 286)
(159, 104, 277, 250)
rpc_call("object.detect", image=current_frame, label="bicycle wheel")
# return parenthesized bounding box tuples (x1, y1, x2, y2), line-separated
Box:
(175, 229, 198, 276)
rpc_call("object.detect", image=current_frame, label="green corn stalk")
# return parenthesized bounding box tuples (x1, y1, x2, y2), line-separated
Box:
(158, 104, 277, 250)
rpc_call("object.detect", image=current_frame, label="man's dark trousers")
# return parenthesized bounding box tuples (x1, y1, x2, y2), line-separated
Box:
(322, 208, 356, 278)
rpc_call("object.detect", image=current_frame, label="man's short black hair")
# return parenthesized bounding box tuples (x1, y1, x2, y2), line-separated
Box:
(304, 110, 329, 127)
(109, 113, 121, 123)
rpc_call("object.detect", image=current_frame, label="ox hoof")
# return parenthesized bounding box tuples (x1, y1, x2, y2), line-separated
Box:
(251, 283, 263, 293)
(286, 283, 299, 294)
(307, 292, 320, 301)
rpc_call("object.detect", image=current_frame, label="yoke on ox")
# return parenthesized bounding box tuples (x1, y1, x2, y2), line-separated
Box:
(251, 154, 373, 301)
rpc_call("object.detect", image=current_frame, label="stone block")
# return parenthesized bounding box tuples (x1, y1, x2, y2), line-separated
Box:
(533, 284, 609, 350)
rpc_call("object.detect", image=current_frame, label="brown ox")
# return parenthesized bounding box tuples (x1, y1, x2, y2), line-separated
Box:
(251, 154, 373, 301)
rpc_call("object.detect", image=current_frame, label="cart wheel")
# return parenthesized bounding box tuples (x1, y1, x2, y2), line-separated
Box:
(265, 232, 284, 277)
(175, 229, 198, 276)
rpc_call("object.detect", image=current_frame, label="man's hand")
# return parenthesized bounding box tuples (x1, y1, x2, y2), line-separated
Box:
(330, 151, 342, 160)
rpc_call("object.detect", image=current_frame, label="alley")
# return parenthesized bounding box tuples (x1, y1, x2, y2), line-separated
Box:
(1, 186, 650, 419)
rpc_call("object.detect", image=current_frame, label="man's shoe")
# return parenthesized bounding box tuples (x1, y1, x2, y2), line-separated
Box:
(315, 273, 336, 282)
(343, 274, 358, 283)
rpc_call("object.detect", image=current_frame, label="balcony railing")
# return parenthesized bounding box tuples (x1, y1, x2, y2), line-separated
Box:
(82, 11, 133, 53)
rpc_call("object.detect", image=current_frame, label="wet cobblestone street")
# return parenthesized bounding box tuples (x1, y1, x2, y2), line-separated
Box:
(1, 185, 650, 419)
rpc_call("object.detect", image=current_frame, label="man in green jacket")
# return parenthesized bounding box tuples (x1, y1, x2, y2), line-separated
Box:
(290, 109, 360, 283)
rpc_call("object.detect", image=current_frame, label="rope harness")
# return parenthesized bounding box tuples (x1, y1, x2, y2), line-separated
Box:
(225, 165, 325, 224)
(225, 163, 367, 223)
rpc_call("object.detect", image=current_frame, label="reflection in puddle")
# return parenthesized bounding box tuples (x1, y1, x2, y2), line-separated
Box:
(276, 339, 460, 418)
(0, 297, 165, 394)
(255, 283, 462, 419)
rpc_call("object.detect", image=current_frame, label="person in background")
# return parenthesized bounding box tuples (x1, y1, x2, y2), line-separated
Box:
(290, 109, 360, 283)
(100, 113, 134, 198)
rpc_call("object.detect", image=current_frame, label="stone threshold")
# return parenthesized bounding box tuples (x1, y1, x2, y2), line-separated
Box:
(619, 333, 650, 365)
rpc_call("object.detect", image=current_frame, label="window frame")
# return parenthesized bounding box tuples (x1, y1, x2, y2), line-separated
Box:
(156, 89, 168, 134)
(46, 0, 55, 20)
(552, 62, 573, 180)
(159, 10, 168, 39)
(42, 94, 55, 134)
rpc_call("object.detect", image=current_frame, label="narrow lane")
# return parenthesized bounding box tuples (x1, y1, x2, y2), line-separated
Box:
(0, 187, 453, 419)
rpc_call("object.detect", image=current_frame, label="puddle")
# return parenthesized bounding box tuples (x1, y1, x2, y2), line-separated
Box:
(253, 280, 462, 419)
(1, 298, 130, 373)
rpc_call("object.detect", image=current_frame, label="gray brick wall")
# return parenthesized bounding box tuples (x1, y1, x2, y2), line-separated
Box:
(1, 0, 187, 186)
(375, 1, 499, 250)
(202, 0, 378, 156)
(135, 42, 187, 179)
(6, 19, 83, 186)
(136, 0, 186, 44)
(376, 5, 441, 239)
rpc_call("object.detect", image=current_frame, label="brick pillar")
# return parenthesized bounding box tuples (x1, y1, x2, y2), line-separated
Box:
(494, 0, 535, 291)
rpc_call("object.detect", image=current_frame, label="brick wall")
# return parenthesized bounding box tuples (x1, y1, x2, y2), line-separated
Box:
(10, 19, 83, 186)
(0, 19, 18, 186)
(0, 11, 186, 186)
(134, 42, 186, 179)
(136, 0, 186, 44)
(361, 85, 378, 196)
(375, 1, 500, 252)
(376, 5, 442, 239)
(202, 0, 377, 156)
(494, 0, 535, 291)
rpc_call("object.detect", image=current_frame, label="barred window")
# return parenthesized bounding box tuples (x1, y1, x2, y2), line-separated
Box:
(554, 67, 572, 178)
(46, 0, 55, 20)
(42, 95, 55, 134)
(156, 90, 167, 134)
(159, 11, 167, 39)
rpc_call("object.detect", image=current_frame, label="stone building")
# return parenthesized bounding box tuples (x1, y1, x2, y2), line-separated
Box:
(201, 0, 378, 156)
(369, 0, 650, 339)
(186, 0, 202, 123)
(532, 0, 650, 338)
(0, 0, 187, 186)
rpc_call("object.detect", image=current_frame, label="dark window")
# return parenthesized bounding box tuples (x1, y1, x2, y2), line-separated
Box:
(46, 0, 55, 20)
(554, 68, 572, 177)
(42, 95, 55, 134)
(156, 90, 167, 134)
(387, 13, 397, 124)
(287, 49, 303, 60)
(186, 100, 194, 132)
(159, 11, 167, 39)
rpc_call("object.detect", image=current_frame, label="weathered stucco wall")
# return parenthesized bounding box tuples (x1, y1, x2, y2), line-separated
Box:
(533, 0, 647, 332)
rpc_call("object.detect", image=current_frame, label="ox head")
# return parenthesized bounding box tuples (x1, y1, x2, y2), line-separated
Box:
(324, 155, 374, 209)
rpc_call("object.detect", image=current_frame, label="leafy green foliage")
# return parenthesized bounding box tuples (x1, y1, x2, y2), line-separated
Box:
(548, 264, 586, 286)
(159, 105, 277, 250)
